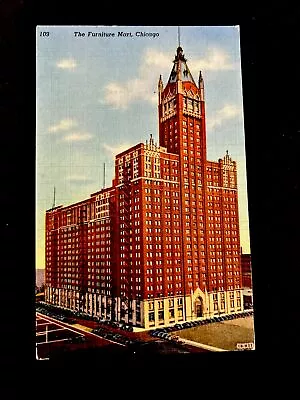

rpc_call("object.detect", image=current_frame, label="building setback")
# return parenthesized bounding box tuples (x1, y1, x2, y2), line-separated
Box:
(45, 46, 244, 328)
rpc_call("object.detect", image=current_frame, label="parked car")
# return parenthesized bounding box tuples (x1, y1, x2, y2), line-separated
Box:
(174, 324, 183, 330)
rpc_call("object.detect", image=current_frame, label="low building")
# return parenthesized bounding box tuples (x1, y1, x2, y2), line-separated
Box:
(241, 251, 252, 289)
(242, 288, 253, 309)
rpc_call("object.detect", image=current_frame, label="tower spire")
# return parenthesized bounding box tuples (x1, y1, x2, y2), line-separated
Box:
(178, 26, 181, 48)
(167, 44, 196, 85)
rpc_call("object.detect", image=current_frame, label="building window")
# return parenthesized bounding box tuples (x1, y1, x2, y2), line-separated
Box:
(149, 312, 155, 321)
(158, 310, 164, 321)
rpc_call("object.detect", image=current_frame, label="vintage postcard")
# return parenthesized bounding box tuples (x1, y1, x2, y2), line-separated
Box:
(36, 25, 255, 360)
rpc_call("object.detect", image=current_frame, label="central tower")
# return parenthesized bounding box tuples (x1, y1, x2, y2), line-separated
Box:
(158, 46, 210, 318)
(158, 46, 206, 161)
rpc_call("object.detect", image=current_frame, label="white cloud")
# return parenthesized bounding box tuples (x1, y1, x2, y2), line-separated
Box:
(102, 142, 134, 157)
(102, 47, 236, 110)
(103, 82, 132, 110)
(63, 132, 93, 142)
(189, 48, 237, 72)
(102, 48, 174, 109)
(207, 104, 242, 130)
(142, 48, 172, 69)
(56, 58, 77, 69)
(48, 119, 93, 143)
(48, 118, 78, 133)
(103, 78, 157, 110)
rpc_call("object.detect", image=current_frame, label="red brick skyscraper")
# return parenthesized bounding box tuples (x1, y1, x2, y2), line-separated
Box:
(45, 46, 244, 328)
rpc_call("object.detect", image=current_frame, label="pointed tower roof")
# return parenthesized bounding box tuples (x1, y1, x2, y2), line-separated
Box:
(168, 46, 196, 85)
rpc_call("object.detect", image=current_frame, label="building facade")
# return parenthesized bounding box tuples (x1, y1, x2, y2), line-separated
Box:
(45, 46, 244, 328)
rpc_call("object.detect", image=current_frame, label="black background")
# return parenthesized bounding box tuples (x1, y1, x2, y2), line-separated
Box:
(1, 1, 299, 377)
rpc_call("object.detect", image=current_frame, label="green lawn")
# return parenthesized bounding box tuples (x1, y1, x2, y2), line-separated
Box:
(174, 316, 255, 351)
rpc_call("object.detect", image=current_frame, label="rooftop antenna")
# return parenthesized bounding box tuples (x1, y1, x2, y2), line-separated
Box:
(52, 186, 56, 209)
(103, 162, 106, 189)
(178, 26, 181, 47)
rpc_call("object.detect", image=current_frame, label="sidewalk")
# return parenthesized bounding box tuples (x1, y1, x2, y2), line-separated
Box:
(179, 338, 227, 352)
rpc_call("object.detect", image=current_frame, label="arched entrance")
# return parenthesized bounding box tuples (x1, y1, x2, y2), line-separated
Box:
(194, 296, 203, 318)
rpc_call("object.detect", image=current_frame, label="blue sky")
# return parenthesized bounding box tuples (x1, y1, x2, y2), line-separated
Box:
(36, 25, 251, 269)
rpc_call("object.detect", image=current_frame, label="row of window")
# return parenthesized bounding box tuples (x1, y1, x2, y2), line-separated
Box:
(147, 283, 182, 291)
(143, 178, 179, 186)
(146, 275, 182, 283)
